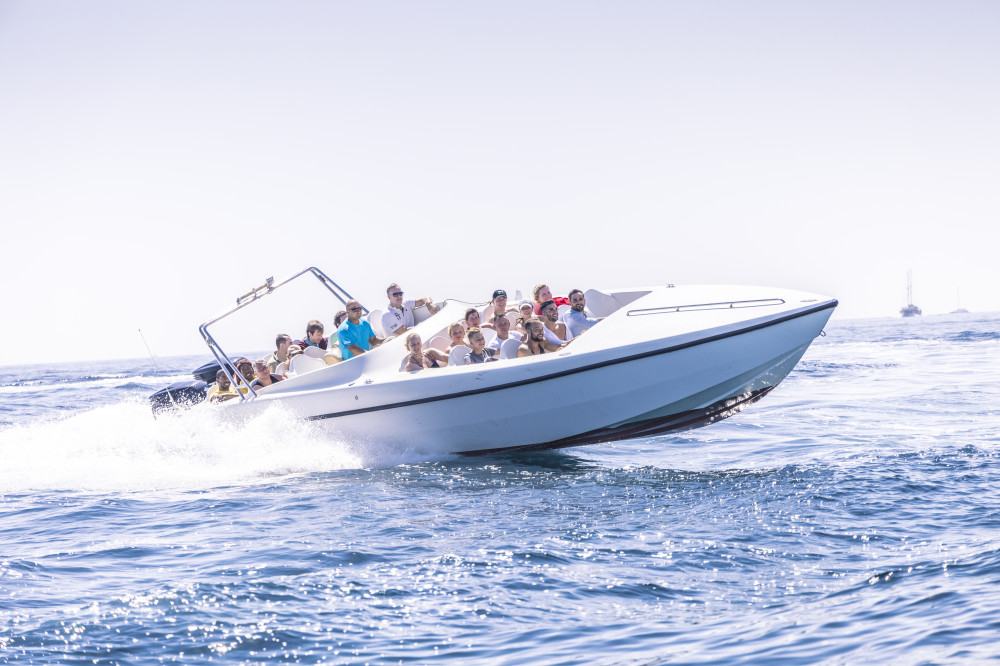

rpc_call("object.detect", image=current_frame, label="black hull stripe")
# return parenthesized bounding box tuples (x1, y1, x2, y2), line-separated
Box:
(306, 301, 837, 421)
(458, 386, 776, 455)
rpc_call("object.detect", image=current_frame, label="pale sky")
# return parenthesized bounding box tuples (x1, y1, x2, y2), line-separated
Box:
(1, 1, 998, 365)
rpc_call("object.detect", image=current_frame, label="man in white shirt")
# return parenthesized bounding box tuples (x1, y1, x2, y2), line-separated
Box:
(381, 283, 437, 337)
(486, 311, 522, 353)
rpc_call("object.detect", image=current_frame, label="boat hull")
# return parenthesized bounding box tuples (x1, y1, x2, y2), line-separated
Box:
(227, 287, 836, 456)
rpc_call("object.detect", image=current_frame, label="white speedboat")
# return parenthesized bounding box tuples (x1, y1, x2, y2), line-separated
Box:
(194, 268, 837, 455)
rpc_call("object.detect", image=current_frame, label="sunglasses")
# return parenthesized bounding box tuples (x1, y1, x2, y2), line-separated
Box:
(391, 292, 403, 297)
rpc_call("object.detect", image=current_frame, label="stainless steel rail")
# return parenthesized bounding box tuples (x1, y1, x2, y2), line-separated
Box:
(197, 267, 358, 401)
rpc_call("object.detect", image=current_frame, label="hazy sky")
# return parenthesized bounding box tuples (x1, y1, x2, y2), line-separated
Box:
(2, 1, 998, 365)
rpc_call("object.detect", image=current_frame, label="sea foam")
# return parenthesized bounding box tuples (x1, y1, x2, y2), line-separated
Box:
(0, 401, 365, 493)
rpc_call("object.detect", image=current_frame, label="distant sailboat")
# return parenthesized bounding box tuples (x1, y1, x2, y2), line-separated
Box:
(952, 287, 969, 314)
(900, 270, 921, 317)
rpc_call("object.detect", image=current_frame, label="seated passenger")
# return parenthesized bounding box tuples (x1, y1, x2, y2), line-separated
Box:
(401, 332, 449, 372)
(464, 307, 483, 330)
(561, 289, 603, 338)
(517, 318, 564, 357)
(445, 321, 469, 353)
(531, 283, 569, 315)
(539, 299, 569, 344)
(232, 358, 256, 395)
(337, 300, 383, 359)
(487, 311, 522, 353)
(207, 369, 238, 403)
(514, 300, 534, 336)
(490, 289, 513, 317)
(264, 334, 292, 373)
(464, 328, 498, 364)
(325, 311, 348, 365)
(252, 360, 284, 387)
(382, 283, 438, 337)
(278, 344, 303, 377)
(296, 320, 329, 350)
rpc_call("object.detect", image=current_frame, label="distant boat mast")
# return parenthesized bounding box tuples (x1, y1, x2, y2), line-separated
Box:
(900, 269, 921, 317)
(952, 287, 969, 314)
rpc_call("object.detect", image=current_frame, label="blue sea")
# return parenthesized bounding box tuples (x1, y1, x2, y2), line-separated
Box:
(2, 312, 999, 664)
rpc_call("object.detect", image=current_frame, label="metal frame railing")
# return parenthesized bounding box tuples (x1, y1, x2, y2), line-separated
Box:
(197, 267, 361, 401)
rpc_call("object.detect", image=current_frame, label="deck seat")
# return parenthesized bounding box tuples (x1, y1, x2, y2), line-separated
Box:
(413, 303, 436, 325)
(427, 336, 451, 352)
(289, 354, 327, 375)
(499, 338, 522, 360)
(583, 289, 620, 317)
(366, 310, 385, 337)
(448, 345, 472, 367)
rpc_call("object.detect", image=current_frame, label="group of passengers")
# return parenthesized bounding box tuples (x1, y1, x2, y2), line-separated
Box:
(207, 355, 286, 403)
(212, 281, 603, 398)
(399, 283, 602, 373)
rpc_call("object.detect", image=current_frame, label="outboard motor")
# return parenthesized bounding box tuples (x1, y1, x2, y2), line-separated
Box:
(150, 380, 209, 417)
(191, 358, 227, 384)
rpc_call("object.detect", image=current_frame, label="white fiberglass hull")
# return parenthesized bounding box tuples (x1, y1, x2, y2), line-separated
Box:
(225, 284, 836, 455)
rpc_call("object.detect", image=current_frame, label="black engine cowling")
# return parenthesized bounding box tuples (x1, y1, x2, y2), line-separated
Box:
(149, 380, 208, 416)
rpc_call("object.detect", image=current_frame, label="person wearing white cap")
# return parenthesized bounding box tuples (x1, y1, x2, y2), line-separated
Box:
(514, 299, 534, 337)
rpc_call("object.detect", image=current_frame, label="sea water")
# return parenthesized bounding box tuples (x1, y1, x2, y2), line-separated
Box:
(1, 313, 998, 664)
